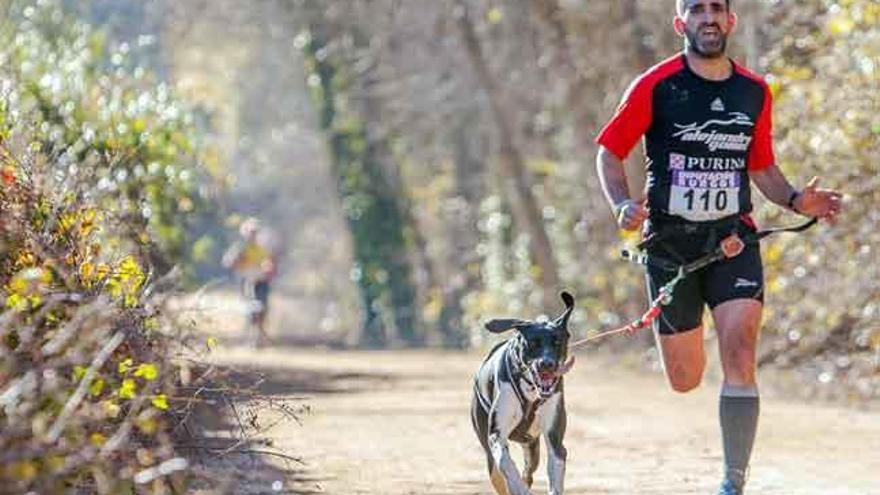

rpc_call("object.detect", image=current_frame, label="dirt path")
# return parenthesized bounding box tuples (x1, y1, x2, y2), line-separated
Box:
(195, 294, 879, 495)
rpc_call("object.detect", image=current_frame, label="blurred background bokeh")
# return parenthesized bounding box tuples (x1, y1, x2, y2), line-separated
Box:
(5, 0, 876, 390)
(1, 0, 878, 492)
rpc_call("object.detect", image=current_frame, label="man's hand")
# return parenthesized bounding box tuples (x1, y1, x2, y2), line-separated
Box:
(615, 199, 648, 231)
(793, 176, 843, 223)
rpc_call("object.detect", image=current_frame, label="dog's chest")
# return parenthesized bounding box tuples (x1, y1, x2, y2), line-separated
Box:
(508, 389, 559, 443)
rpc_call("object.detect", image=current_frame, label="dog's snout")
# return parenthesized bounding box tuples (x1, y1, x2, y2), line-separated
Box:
(536, 359, 556, 372)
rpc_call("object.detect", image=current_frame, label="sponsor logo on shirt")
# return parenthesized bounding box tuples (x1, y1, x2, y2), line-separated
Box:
(670, 152, 687, 170)
(711, 97, 725, 112)
(672, 170, 740, 189)
(668, 153, 747, 171)
(672, 112, 754, 152)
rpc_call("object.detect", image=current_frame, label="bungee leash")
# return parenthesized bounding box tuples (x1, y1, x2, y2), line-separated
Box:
(568, 217, 818, 351)
(567, 268, 684, 350)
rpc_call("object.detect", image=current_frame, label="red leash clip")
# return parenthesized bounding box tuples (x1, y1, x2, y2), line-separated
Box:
(720, 233, 745, 259)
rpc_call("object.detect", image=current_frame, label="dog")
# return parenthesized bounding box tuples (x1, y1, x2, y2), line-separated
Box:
(471, 292, 575, 495)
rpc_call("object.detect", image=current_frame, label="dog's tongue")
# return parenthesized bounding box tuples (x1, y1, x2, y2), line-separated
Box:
(538, 370, 556, 384)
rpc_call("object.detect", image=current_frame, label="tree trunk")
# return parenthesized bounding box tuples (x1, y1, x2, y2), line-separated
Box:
(455, 0, 561, 309)
(305, 31, 421, 347)
(435, 110, 486, 348)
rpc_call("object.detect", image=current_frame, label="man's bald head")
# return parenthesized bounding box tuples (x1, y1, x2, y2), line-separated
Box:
(677, 0, 731, 15)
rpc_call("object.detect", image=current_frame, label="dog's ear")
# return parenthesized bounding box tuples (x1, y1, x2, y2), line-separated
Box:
(553, 291, 575, 329)
(484, 318, 530, 333)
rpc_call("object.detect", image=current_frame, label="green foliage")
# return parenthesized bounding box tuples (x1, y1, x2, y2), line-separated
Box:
(0, 155, 183, 493)
(0, 0, 217, 275)
(0, 2, 222, 491)
(753, 0, 879, 400)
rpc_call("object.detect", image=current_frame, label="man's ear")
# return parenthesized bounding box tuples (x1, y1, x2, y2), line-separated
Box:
(484, 319, 530, 333)
(673, 15, 686, 37)
(728, 11, 738, 35)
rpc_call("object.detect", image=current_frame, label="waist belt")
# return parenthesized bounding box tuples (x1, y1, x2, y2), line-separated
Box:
(624, 217, 818, 275)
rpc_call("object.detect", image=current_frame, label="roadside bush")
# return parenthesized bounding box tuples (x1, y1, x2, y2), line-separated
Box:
(0, 1, 219, 492)
(0, 150, 183, 493)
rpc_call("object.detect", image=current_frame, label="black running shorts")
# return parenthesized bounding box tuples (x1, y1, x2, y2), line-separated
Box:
(645, 221, 764, 335)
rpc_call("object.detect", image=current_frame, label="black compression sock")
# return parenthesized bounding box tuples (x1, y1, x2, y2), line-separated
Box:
(719, 383, 760, 488)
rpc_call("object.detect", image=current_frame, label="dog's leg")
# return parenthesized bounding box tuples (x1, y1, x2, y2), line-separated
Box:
(489, 432, 533, 495)
(489, 384, 534, 495)
(490, 468, 511, 495)
(522, 439, 540, 488)
(540, 393, 567, 495)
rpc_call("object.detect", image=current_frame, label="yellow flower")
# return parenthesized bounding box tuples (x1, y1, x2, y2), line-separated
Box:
(27, 294, 42, 309)
(136, 417, 157, 435)
(14, 250, 36, 267)
(134, 363, 158, 381)
(95, 263, 110, 280)
(79, 262, 94, 282)
(118, 358, 134, 374)
(151, 394, 169, 410)
(58, 212, 77, 233)
(79, 209, 99, 237)
(487, 7, 503, 25)
(119, 378, 137, 400)
(10, 460, 37, 481)
(72, 365, 88, 382)
(117, 256, 143, 283)
(8, 276, 27, 295)
(827, 15, 855, 36)
(89, 378, 105, 397)
(90, 432, 107, 446)
(106, 279, 123, 298)
(103, 400, 121, 418)
(124, 293, 138, 308)
(5, 293, 27, 311)
(144, 317, 159, 331)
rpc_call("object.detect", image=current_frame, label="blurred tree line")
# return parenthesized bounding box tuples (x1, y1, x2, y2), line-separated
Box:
(4, 0, 874, 398)
(282, 0, 879, 400)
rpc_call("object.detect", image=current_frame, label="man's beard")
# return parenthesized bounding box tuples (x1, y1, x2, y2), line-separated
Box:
(685, 25, 728, 58)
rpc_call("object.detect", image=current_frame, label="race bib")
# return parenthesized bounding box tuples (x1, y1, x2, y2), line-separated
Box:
(668, 170, 740, 221)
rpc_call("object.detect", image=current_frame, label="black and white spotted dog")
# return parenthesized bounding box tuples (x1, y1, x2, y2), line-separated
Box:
(471, 292, 575, 495)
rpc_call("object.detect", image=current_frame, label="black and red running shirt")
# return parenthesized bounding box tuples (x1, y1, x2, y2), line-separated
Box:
(597, 53, 775, 223)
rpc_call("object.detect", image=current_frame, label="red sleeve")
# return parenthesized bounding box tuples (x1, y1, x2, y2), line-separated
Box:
(596, 76, 654, 161)
(748, 81, 775, 171)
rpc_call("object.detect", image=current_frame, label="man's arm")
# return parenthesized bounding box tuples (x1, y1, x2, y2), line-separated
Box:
(596, 146, 647, 231)
(749, 165, 798, 209)
(221, 242, 244, 270)
(750, 166, 842, 221)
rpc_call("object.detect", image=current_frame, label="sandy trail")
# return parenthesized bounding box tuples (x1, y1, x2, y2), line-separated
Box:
(194, 293, 879, 495)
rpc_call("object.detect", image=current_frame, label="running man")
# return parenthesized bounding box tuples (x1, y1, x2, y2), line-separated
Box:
(222, 217, 280, 347)
(595, 1, 842, 493)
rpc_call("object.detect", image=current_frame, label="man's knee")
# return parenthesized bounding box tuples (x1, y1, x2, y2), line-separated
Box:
(659, 327, 706, 393)
(666, 359, 705, 393)
(668, 370, 704, 393)
(723, 348, 757, 385)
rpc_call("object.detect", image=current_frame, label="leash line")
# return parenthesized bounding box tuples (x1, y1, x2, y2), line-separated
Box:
(568, 269, 683, 350)
(570, 218, 818, 349)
